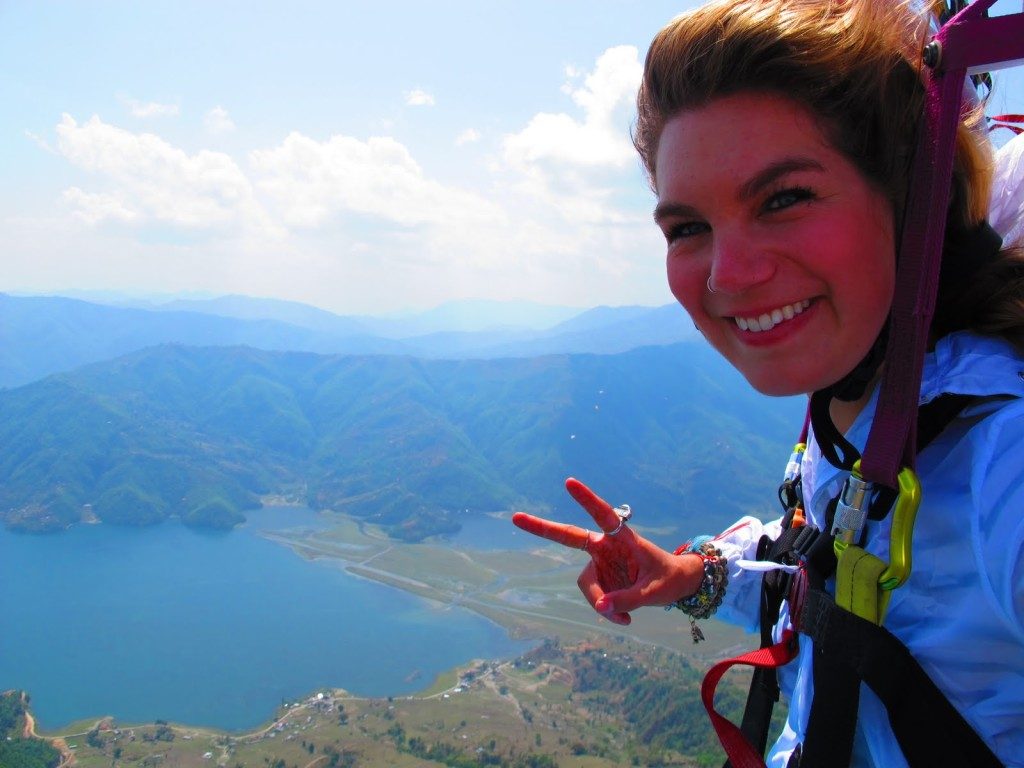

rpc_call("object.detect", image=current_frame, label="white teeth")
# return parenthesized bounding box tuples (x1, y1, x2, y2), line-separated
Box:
(734, 300, 811, 333)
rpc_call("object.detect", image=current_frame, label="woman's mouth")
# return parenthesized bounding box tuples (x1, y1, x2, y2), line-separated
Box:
(733, 299, 811, 332)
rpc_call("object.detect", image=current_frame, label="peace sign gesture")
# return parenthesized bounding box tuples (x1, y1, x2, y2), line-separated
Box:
(512, 478, 703, 626)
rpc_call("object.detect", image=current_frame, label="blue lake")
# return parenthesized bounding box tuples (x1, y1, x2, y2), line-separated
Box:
(0, 508, 530, 732)
(443, 509, 684, 553)
(443, 511, 538, 551)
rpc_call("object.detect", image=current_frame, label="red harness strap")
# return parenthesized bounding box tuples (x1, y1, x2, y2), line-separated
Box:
(701, 630, 799, 768)
(990, 114, 1024, 135)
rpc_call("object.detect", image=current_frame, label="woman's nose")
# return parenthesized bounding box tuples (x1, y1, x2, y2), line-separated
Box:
(707, 231, 776, 294)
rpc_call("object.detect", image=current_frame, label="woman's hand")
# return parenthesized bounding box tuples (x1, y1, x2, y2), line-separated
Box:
(512, 477, 703, 626)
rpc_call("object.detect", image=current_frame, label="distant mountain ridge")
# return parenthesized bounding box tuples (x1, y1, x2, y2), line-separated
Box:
(0, 343, 803, 539)
(88, 294, 583, 335)
(156, 294, 373, 336)
(0, 293, 697, 388)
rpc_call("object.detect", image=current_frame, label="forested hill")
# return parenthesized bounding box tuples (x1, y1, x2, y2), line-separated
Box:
(0, 343, 803, 540)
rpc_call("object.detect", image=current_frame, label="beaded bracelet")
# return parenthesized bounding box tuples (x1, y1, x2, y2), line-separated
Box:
(665, 538, 729, 643)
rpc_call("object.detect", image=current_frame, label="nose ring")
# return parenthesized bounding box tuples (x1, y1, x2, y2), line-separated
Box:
(707, 276, 716, 294)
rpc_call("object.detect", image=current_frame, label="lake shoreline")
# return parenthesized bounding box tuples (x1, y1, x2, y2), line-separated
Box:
(9, 507, 747, 740)
(1, 508, 538, 734)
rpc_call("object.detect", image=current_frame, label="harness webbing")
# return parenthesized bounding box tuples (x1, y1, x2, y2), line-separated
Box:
(798, 590, 1003, 768)
(861, 0, 1024, 489)
(717, 394, 981, 768)
(701, 630, 799, 768)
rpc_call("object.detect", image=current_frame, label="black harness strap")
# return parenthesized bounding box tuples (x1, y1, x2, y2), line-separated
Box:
(723, 510, 833, 768)
(729, 394, 989, 768)
(797, 394, 980, 768)
(916, 393, 979, 450)
(798, 590, 1003, 768)
(809, 387, 860, 471)
(799, 637, 862, 768)
(725, 534, 794, 765)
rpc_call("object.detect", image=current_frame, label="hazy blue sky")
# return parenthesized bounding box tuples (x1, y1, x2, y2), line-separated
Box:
(3, 1, 1022, 314)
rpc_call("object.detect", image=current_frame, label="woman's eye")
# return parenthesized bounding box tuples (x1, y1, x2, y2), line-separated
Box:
(764, 186, 815, 212)
(664, 221, 710, 244)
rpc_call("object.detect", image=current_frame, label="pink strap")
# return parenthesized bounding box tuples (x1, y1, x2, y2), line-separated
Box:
(861, 0, 1024, 488)
(700, 630, 799, 768)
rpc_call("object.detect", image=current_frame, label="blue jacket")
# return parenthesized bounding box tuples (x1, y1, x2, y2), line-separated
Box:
(714, 331, 1024, 767)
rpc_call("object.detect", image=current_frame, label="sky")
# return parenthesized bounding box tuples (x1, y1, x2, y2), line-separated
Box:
(3, 1, 1023, 315)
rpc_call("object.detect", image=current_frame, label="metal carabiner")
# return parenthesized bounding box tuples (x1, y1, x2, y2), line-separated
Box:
(879, 467, 923, 591)
(832, 462, 922, 625)
(832, 460, 873, 552)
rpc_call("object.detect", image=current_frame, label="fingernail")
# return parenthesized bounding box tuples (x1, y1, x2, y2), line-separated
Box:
(595, 597, 610, 613)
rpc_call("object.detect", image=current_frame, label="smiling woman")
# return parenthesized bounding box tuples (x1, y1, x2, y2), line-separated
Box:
(654, 93, 896, 399)
(513, 1, 1024, 766)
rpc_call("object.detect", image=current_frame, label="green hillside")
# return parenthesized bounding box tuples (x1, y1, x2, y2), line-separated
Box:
(0, 343, 803, 539)
(0, 692, 61, 768)
(35, 635, 781, 768)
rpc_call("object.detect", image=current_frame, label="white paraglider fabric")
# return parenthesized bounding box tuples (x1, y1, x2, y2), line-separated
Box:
(989, 130, 1024, 248)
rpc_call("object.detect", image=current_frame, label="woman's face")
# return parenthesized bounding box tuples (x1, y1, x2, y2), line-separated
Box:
(654, 92, 895, 396)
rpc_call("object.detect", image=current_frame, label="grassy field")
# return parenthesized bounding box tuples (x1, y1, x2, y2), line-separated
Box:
(271, 518, 753, 660)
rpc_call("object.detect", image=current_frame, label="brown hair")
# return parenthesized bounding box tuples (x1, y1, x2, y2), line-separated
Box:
(634, 0, 1024, 349)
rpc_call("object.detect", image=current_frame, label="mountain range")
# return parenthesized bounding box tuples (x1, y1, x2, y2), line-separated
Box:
(0, 341, 803, 540)
(0, 293, 698, 389)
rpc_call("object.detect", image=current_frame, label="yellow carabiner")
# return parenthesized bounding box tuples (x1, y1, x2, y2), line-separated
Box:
(879, 467, 922, 591)
(832, 463, 922, 625)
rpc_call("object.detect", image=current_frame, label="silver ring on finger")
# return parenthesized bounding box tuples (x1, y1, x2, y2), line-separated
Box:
(606, 503, 632, 536)
(582, 532, 592, 552)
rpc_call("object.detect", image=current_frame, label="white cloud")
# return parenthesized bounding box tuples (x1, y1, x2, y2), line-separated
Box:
(125, 98, 180, 118)
(455, 128, 480, 146)
(487, 44, 654, 238)
(55, 113, 275, 233)
(62, 187, 138, 224)
(204, 106, 236, 135)
(39, 92, 665, 312)
(404, 88, 436, 107)
(503, 45, 642, 170)
(51, 113, 507, 253)
(250, 131, 502, 234)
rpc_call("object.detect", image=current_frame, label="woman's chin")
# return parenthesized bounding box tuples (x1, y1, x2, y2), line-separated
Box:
(741, 373, 814, 399)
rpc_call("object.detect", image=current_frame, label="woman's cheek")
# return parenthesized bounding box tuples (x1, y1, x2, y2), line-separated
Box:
(666, 256, 703, 317)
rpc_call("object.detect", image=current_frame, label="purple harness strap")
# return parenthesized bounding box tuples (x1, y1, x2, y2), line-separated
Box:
(861, 0, 1024, 488)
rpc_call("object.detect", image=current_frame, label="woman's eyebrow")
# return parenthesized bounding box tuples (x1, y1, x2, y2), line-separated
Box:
(654, 157, 826, 223)
(738, 157, 824, 201)
(653, 201, 701, 224)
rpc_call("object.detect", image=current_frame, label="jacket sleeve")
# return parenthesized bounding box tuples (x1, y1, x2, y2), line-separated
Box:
(709, 515, 785, 633)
